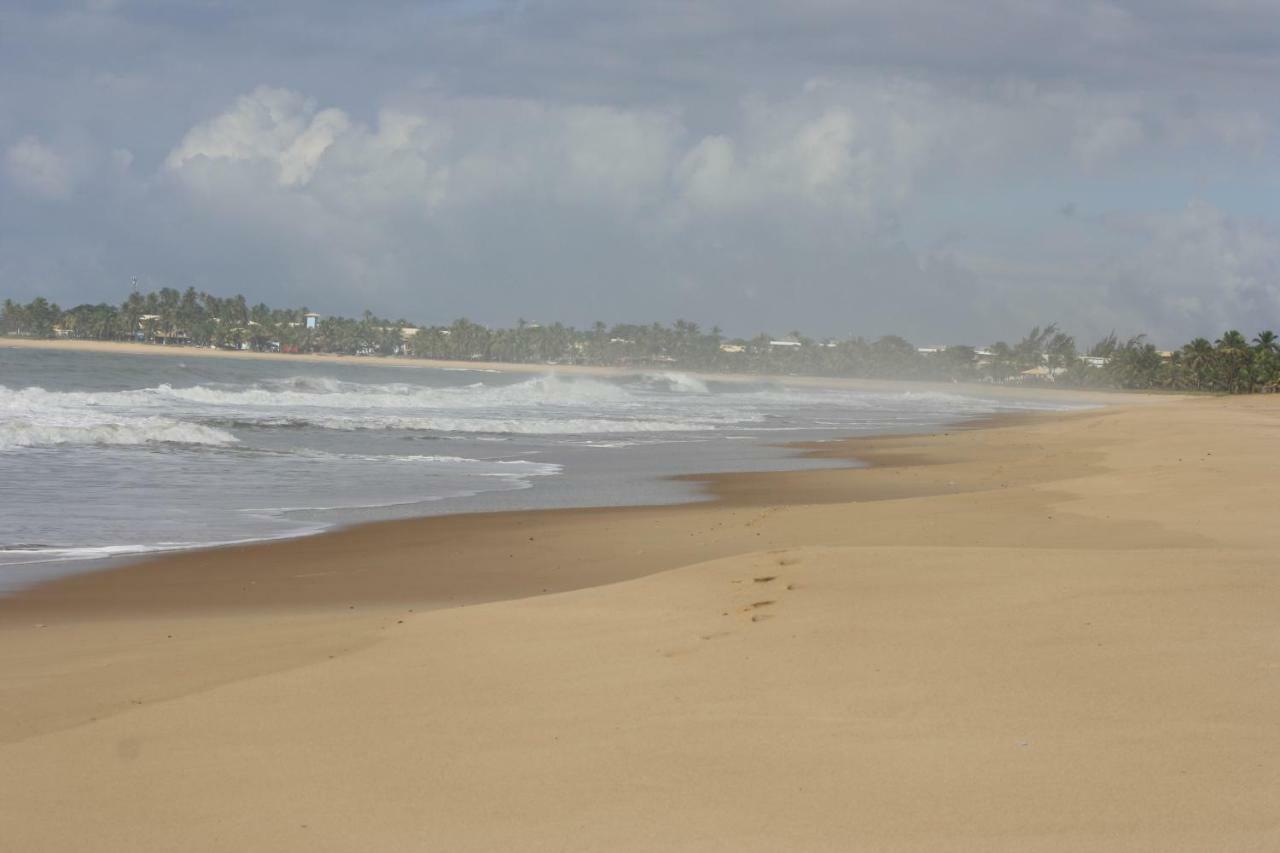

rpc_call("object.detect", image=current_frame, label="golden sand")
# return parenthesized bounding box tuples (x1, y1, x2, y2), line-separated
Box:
(1, 395, 1278, 851)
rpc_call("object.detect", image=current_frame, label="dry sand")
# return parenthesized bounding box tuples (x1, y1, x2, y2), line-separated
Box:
(1, 395, 1278, 851)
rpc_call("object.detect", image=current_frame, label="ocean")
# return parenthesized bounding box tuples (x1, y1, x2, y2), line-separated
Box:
(0, 346, 1070, 591)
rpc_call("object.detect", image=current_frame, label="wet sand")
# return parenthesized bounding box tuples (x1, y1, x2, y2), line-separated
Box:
(1, 396, 1278, 851)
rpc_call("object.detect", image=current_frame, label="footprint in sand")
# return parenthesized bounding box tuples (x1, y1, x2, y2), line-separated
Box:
(742, 600, 777, 622)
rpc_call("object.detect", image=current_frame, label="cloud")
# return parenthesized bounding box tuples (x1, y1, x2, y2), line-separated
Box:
(1073, 114, 1145, 168)
(162, 88, 684, 212)
(133, 76, 1280, 341)
(675, 135, 737, 208)
(944, 199, 1280, 345)
(5, 136, 74, 199)
(1108, 201, 1280, 337)
(3, 2, 1280, 342)
(165, 87, 350, 187)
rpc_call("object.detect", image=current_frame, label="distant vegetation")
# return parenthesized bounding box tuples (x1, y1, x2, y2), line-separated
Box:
(4, 288, 1279, 393)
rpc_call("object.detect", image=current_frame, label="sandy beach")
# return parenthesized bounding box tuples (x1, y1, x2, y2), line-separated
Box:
(2, 394, 1278, 851)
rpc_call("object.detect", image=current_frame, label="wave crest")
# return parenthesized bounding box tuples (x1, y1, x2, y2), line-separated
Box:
(0, 416, 238, 451)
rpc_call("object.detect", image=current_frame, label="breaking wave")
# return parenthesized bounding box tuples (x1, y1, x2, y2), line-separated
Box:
(0, 387, 238, 450)
(0, 417, 238, 450)
(640, 372, 711, 394)
(1, 371, 1062, 450)
(177, 373, 642, 408)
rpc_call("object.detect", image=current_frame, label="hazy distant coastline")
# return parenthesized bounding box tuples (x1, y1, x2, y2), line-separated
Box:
(1, 336, 1139, 405)
(5, 287, 1278, 393)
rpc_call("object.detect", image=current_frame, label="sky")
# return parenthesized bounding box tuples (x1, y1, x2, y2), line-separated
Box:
(2, 1, 1279, 346)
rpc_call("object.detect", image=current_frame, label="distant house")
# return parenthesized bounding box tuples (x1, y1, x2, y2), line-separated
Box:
(303, 312, 321, 329)
(135, 314, 160, 342)
(719, 343, 746, 353)
(1021, 366, 1067, 381)
(1078, 355, 1109, 368)
(769, 340, 802, 348)
(917, 346, 947, 354)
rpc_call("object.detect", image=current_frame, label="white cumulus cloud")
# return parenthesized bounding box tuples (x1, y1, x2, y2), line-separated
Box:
(5, 136, 74, 199)
(165, 86, 349, 187)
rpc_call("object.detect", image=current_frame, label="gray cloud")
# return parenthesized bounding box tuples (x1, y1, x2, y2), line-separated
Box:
(2, 1, 1278, 344)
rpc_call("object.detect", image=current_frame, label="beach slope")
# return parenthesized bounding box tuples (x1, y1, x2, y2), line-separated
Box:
(1, 395, 1278, 851)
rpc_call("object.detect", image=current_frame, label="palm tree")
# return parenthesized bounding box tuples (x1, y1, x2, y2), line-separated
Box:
(1251, 331, 1279, 389)
(1, 299, 22, 335)
(1045, 331, 1077, 376)
(1216, 330, 1252, 393)
(1105, 335, 1162, 389)
(1181, 338, 1216, 390)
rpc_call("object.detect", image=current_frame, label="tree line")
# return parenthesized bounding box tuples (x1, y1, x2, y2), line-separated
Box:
(3, 289, 1279, 393)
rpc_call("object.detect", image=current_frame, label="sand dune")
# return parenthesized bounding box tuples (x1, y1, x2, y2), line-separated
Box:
(2, 396, 1278, 851)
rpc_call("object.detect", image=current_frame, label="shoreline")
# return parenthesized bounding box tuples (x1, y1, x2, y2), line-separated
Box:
(1, 339, 1129, 597)
(2, 334, 1154, 404)
(4, 394, 1277, 850)
(0, 405, 1053, 600)
(0, 409, 1072, 619)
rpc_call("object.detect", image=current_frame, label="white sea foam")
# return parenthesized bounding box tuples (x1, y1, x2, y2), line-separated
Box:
(0, 374, 756, 438)
(283, 449, 563, 477)
(0, 417, 238, 450)
(238, 413, 726, 434)
(642, 372, 711, 394)
(0, 386, 239, 450)
(216, 373, 642, 407)
(0, 347, 1090, 587)
(0, 529, 325, 568)
(2, 374, 1070, 447)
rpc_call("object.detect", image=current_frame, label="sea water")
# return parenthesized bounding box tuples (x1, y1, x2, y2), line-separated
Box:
(0, 346, 1071, 590)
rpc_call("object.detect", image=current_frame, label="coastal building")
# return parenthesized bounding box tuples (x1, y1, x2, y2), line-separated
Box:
(303, 312, 321, 329)
(769, 340, 802, 348)
(1020, 365, 1068, 381)
(719, 343, 746, 353)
